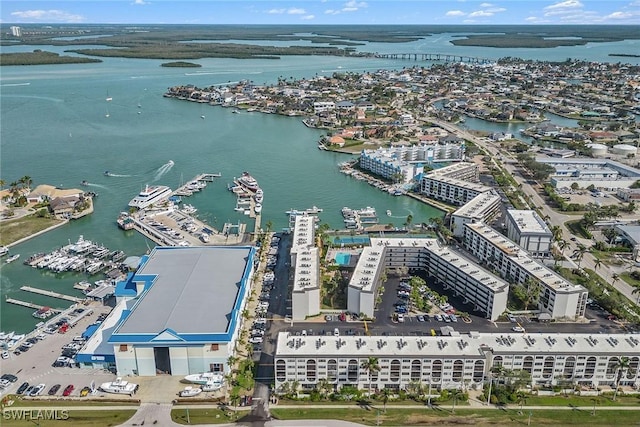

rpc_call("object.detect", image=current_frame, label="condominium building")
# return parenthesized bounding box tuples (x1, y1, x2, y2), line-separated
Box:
(10, 26, 22, 37)
(290, 215, 320, 320)
(359, 143, 465, 183)
(348, 237, 509, 320)
(274, 332, 640, 392)
(420, 163, 491, 206)
(463, 222, 588, 320)
(505, 210, 553, 258)
(451, 191, 502, 237)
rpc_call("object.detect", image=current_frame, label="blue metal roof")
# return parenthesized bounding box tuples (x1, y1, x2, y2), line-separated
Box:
(82, 324, 100, 339)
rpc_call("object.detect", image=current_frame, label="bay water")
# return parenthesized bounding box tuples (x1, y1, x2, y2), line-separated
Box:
(1, 31, 637, 333)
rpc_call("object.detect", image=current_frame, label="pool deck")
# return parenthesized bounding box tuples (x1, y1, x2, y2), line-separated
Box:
(325, 247, 363, 267)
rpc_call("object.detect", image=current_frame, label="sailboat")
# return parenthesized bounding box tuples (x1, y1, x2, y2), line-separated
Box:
(105, 108, 110, 118)
(106, 91, 112, 102)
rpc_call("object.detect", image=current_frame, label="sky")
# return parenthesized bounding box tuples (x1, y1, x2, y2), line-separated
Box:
(2, 1, 639, 25)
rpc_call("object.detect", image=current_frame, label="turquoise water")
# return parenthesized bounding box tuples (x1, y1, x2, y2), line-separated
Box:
(334, 252, 351, 266)
(1, 34, 637, 333)
(333, 236, 371, 246)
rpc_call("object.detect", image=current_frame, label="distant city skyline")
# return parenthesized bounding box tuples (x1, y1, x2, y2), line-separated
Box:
(2, 1, 639, 26)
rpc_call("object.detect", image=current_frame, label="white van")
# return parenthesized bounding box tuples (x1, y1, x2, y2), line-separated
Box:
(333, 328, 340, 337)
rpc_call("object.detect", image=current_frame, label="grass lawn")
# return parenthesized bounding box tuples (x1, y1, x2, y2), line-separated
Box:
(621, 272, 640, 288)
(172, 408, 250, 424)
(565, 219, 591, 239)
(0, 214, 63, 246)
(7, 398, 139, 407)
(1, 409, 136, 427)
(269, 406, 640, 426)
(524, 394, 640, 406)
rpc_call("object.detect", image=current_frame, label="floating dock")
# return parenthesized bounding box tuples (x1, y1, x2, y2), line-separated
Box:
(19, 286, 83, 303)
(5, 298, 62, 312)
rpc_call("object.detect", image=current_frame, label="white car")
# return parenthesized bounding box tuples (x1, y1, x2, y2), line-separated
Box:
(333, 328, 340, 337)
(1, 351, 9, 360)
(30, 383, 46, 396)
(248, 336, 263, 344)
(512, 326, 526, 333)
(397, 314, 405, 323)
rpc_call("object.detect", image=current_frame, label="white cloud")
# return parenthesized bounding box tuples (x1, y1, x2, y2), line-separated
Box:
(486, 7, 506, 13)
(268, 8, 286, 14)
(325, 1, 368, 15)
(287, 8, 306, 15)
(604, 11, 633, 19)
(480, 2, 494, 7)
(446, 10, 466, 16)
(132, 0, 149, 5)
(544, 0, 583, 11)
(11, 9, 85, 22)
(468, 10, 494, 17)
(525, 16, 539, 21)
(301, 14, 315, 20)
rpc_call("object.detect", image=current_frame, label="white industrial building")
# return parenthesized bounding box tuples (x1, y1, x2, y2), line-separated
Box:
(77, 246, 256, 376)
(450, 191, 502, 237)
(290, 215, 320, 320)
(420, 163, 491, 206)
(537, 158, 640, 190)
(505, 210, 553, 258)
(347, 237, 509, 321)
(463, 222, 588, 320)
(274, 332, 640, 392)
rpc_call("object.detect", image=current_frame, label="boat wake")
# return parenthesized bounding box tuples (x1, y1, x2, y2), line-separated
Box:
(153, 160, 175, 181)
(86, 183, 109, 190)
(1, 82, 31, 87)
(105, 173, 131, 177)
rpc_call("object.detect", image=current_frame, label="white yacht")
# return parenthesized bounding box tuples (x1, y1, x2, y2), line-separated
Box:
(5, 254, 20, 264)
(99, 378, 139, 395)
(183, 372, 225, 385)
(179, 386, 202, 397)
(254, 203, 262, 214)
(254, 188, 263, 203)
(237, 172, 259, 192)
(0, 246, 8, 257)
(201, 380, 223, 392)
(128, 185, 172, 210)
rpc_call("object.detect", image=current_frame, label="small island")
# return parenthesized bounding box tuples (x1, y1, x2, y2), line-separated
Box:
(0, 50, 102, 66)
(161, 61, 202, 68)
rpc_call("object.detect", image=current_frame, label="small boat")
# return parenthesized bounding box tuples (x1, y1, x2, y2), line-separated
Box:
(184, 372, 225, 385)
(104, 171, 113, 177)
(99, 378, 138, 395)
(200, 233, 209, 243)
(254, 203, 262, 214)
(201, 381, 223, 392)
(0, 246, 8, 257)
(179, 386, 202, 397)
(201, 115, 205, 119)
(5, 254, 20, 264)
(387, 210, 392, 216)
(81, 180, 89, 186)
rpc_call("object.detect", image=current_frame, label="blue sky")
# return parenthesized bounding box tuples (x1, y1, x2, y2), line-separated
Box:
(2, 1, 639, 25)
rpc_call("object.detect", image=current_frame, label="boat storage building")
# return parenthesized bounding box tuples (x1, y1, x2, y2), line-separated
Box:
(76, 246, 255, 376)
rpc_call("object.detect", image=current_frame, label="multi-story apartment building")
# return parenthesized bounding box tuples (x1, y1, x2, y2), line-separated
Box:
(451, 191, 502, 237)
(505, 210, 553, 258)
(463, 222, 588, 320)
(359, 150, 422, 184)
(274, 332, 640, 392)
(290, 215, 320, 320)
(347, 238, 509, 320)
(420, 163, 491, 206)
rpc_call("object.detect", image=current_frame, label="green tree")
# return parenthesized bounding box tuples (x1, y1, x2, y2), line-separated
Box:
(612, 357, 630, 401)
(360, 357, 381, 397)
(379, 387, 392, 413)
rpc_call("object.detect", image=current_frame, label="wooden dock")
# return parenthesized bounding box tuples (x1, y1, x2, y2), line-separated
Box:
(5, 298, 62, 312)
(172, 173, 221, 198)
(20, 286, 83, 303)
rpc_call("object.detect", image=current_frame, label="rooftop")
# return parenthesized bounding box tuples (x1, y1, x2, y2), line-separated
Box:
(454, 192, 501, 220)
(113, 246, 253, 338)
(507, 210, 552, 235)
(291, 215, 315, 254)
(276, 332, 640, 358)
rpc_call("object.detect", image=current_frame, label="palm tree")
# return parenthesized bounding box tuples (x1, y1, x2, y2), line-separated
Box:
(0, 179, 4, 190)
(360, 357, 381, 397)
(450, 389, 463, 414)
(550, 225, 563, 242)
(593, 257, 602, 272)
(612, 356, 630, 401)
(573, 244, 587, 268)
(632, 285, 640, 304)
(379, 387, 392, 413)
(516, 391, 527, 415)
(20, 175, 32, 190)
(612, 273, 620, 287)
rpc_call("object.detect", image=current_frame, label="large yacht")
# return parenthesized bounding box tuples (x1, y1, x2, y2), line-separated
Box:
(237, 172, 259, 192)
(128, 185, 172, 210)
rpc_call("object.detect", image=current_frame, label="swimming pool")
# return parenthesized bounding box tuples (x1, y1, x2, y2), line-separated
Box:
(334, 252, 351, 266)
(332, 236, 371, 246)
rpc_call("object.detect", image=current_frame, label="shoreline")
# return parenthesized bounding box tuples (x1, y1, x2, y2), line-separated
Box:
(5, 219, 69, 248)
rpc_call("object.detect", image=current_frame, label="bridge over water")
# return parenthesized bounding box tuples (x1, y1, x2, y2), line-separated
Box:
(375, 53, 492, 64)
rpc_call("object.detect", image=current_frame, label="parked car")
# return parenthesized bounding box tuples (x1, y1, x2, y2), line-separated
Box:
(416, 315, 425, 322)
(434, 314, 443, 322)
(1, 374, 18, 383)
(63, 384, 75, 396)
(248, 336, 263, 344)
(30, 383, 46, 396)
(48, 384, 61, 395)
(17, 382, 29, 395)
(1, 351, 9, 359)
(80, 386, 91, 397)
(512, 326, 525, 332)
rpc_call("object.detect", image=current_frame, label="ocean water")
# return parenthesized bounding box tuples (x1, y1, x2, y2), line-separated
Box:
(0, 32, 637, 333)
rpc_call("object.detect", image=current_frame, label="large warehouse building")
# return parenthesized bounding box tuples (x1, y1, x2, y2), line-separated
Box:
(76, 246, 256, 376)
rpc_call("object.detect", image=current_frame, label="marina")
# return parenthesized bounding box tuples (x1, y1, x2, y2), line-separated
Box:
(19, 286, 83, 303)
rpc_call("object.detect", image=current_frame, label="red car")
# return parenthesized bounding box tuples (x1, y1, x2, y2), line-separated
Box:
(62, 384, 74, 397)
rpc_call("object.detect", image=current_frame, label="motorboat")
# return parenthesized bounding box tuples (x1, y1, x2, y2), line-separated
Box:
(183, 372, 225, 385)
(254, 188, 263, 203)
(0, 247, 9, 257)
(104, 171, 114, 177)
(237, 172, 259, 192)
(80, 180, 89, 186)
(128, 185, 173, 210)
(179, 386, 202, 397)
(99, 378, 138, 395)
(181, 204, 198, 215)
(201, 380, 223, 392)
(386, 210, 392, 216)
(254, 203, 262, 214)
(200, 233, 210, 243)
(5, 254, 20, 264)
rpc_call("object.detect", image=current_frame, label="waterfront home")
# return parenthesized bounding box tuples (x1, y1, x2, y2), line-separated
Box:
(49, 196, 80, 219)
